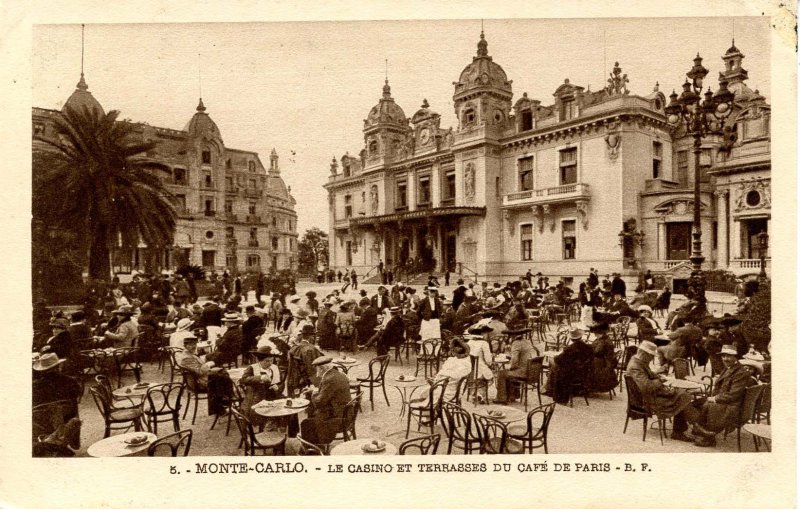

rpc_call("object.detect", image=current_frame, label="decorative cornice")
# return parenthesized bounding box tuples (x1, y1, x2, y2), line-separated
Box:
(348, 206, 485, 226)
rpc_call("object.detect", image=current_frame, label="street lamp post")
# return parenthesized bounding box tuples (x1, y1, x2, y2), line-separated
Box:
(665, 53, 735, 308)
(757, 230, 769, 281)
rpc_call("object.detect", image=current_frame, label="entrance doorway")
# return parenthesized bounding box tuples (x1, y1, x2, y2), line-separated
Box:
(416, 226, 435, 272)
(443, 233, 456, 273)
(666, 222, 692, 260)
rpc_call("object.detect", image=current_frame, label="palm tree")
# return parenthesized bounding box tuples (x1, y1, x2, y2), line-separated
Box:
(33, 104, 176, 280)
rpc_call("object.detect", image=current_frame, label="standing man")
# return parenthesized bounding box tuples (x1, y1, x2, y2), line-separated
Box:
(611, 273, 626, 298)
(255, 272, 265, 305)
(451, 279, 467, 311)
(378, 259, 385, 284)
(525, 269, 533, 286)
(187, 273, 198, 303)
(418, 286, 442, 342)
(350, 269, 358, 291)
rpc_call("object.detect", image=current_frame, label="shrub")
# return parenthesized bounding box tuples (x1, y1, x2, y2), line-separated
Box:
(739, 279, 771, 352)
(175, 264, 206, 281)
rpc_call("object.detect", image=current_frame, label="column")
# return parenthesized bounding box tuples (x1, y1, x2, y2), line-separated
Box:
(657, 222, 666, 262)
(730, 219, 741, 262)
(715, 190, 729, 270)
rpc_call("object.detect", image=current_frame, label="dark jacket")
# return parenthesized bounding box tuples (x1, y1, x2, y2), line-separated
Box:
(452, 285, 467, 311)
(590, 334, 617, 392)
(705, 362, 757, 432)
(370, 294, 392, 312)
(241, 315, 264, 354)
(550, 340, 593, 404)
(355, 306, 379, 344)
(200, 304, 223, 327)
(418, 296, 442, 321)
(626, 354, 692, 416)
(611, 277, 627, 298)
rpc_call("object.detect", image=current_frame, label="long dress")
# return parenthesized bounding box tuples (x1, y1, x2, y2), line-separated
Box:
(589, 334, 618, 392)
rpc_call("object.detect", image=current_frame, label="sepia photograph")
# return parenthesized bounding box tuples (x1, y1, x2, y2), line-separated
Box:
(6, 1, 796, 508)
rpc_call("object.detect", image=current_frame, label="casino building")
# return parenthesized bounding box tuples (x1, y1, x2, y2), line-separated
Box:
(33, 73, 299, 277)
(324, 32, 770, 287)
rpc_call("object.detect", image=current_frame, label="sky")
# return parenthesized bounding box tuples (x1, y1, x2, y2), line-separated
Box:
(32, 17, 770, 235)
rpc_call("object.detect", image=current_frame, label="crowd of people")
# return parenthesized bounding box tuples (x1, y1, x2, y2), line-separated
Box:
(32, 264, 770, 454)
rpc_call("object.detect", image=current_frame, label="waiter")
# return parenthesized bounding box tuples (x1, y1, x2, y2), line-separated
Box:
(418, 286, 442, 342)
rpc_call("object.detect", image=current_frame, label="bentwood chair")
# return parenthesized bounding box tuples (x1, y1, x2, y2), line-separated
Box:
(473, 414, 524, 454)
(357, 355, 391, 411)
(415, 339, 441, 377)
(508, 356, 545, 410)
(618, 346, 639, 388)
(508, 402, 556, 454)
(297, 436, 326, 456)
(399, 434, 441, 455)
(567, 358, 592, 407)
(113, 345, 142, 388)
(180, 369, 209, 426)
(733, 384, 766, 452)
(144, 382, 185, 434)
(158, 346, 184, 382)
(147, 429, 193, 457)
(90, 386, 145, 438)
(440, 402, 481, 454)
(406, 378, 448, 438)
(622, 375, 666, 445)
(231, 407, 287, 456)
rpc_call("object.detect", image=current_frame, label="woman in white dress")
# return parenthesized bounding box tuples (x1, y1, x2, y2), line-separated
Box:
(465, 324, 494, 403)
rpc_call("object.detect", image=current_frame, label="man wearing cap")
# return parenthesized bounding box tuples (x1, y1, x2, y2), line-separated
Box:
(546, 327, 593, 404)
(452, 279, 467, 311)
(300, 356, 351, 445)
(103, 305, 138, 347)
(493, 329, 538, 404)
(178, 336, 212, 389)
(418, 286, 443, 342)
(626, 340, 699, 441)
(287, 324, 324, 394)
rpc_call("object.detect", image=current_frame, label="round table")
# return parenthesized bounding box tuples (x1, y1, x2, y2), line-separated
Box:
(388, 376, 428, 418)
(330, 438, 398, 456)
(664, 378, 705, 391)
(252, 398, 310, 419)
(463, 403, 526, 424)
(113, 381, 155, 398)
(87, 432, 157, 457)
(743, 423, 771, 442)
(332, 359, 360, 374)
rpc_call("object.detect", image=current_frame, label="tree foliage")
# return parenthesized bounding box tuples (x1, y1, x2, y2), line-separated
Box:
(739, 279, 771, 352)
(33, 104, 177, 280)
(297, 227, 328, 275)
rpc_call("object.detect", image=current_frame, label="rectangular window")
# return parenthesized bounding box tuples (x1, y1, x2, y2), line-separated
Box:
(225, 255, 236, 269)
(559, 148, 578, 185)
(248, 201, 257, 215)
(418, 175, 431, 206)
(174, 168, 187, 185)
(272, 216, 277, 228)
(204, 198, 214, 216)
(652, 141, 663, 179)
(344, 195, 353, 218)
(520, 224, 533, 261)
(521, 110, 533, 131)
(224, 200, 233, 214)
(396, 180, 407, 209)
(247, 254, 260, 268)
(225, 227, 234, 238)
(559, 99, 575, 121)
(442, 170, 456, 203)
(676, 150, 689, 187)
(699, 148, 712, 182)
(203, 171, 213, 189)
(201, 150, 211, 165)
(174, 194, 186, 212)
(201, 250, 216, 268)
(562, 220, 576, 259)
(496, 176, 500, 197)
(712, 221, 718, 250)
(271, 236, 279, 250)
(518, 156, 534, 191)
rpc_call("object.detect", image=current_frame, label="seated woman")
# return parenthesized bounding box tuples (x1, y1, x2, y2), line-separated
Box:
(587, 321, 617, 393)
(545, 327, 593, 405)
(636, 305, 662, 343)
(240, 346, 283, 428)
(411, 338, 472, 405)
(465, 324, 495, 403)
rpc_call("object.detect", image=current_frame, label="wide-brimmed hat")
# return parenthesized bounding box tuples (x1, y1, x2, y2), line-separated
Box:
(312, 356, 332, 367)
(250, 345, 276, 359)
(176, 318, 193, 331)
(739, 358, 764, 374)
(222, 312, 241, 322)
(638, 341, 658, 356)
(33, 353, 65, 371)
(638, 305, 653, 314)
(300, 323, 315, 334)
(289, 295, 302, 303)
(467, 324, 493, 335)
(568, 327, 585, 341)
(718, 316, 743, 327)
(305, 291, 317, 298)
(720, 344, 738, 356)
(113, 305, 134, 315)
(389, 306, 401, 314)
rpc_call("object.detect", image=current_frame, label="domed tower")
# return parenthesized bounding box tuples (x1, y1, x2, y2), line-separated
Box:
(362, 79, 410, 167)
(452, 30, 513, 131)
(184, 98, 225, 219)
(719, 39, 754, 101)
(62, 72, 104, 116)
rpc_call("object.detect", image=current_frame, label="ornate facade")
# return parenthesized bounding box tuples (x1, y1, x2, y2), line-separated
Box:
(325, 33, 771, 284)
(33, 73, 299, 276)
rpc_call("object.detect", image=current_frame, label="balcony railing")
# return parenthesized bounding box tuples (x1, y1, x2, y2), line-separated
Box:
(734, 258, 770, 270)
(226, 187, 238, 195)
(503, 182, 591, 207)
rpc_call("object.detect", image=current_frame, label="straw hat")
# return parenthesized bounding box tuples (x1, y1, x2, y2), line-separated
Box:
(289, 295, 302, 303)
(637, 341, 658, 356)
(113, 305, 134, 315)
(637, 305, 653, 314)
(312, 356, 332, 366)
(720, 344, 738, 356)
(32, 353, 65, 371)
(568, 328, 585, 341)
(739, 359, 764, 374)
(176, 318, 193, 331)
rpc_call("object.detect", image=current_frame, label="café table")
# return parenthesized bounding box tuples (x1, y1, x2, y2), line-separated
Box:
(331, 358, 360, 375)
(252, 398, 310, 438)
(87, 432, 157, 457)
(330, 438, 398, 456)
(743, 423, 771, 451)
(462, 402, 526, 424)
(387, 375, 428, 419)
(491, 353, 511, 372)
(113, 381, 156, 399)
(663, 378, 705, 393)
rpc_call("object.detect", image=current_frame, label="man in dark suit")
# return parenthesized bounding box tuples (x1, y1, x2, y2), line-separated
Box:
(355, 298, 379, 346)
(301, 357, 352, 445)
(607, 292, 636, 317)
(451, 279, 467, 311)
(546, 327, 593, 405)
(370, 286, 392, 312)
(611, 273, 626, 298)
(241, 305, 264, 363)
(198, 300, 223, 328)
(41, 318, 72, 361)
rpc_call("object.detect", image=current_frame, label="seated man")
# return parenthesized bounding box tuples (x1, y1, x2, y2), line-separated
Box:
(656, 318, 702, 371)
(286, 324, 324, 394)
(206, 313, 242, 366)
(626, 340, 696, 442)
(177, 336, 212, 389)
(545, 327, 593, 404)
(607, 292, 636, 318)
(300, 357, 351, 445)
(361, 306, 405, 356)
(493, 329, 538, 404)
(691, 344, 758, 447)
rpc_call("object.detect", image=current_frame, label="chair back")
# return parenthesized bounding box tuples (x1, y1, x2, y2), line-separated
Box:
(181, 369, 202, 394)
(622, 346, 638, 372)
(32, 399, 75, 440)
(441, 402, 474, 442)
(616, 315, 631, 331)
(473, 413, 508, 454)
(756, 383, 771, 423)
(230, 406, 255, 455)
(623, 375, 647, 413)
(340, 393, 363, 439)
(89, 386, 112, 421)
(738, 384, 766, 427)
(297, 436, 325, 455)
(367, 355, 390, 382)
(147, 430, 193, 457)
(526, 402, 556, 441)
(94, 375, 115, 400)
(399, 434, 441, 455)
(448, 376, 468, 405)
(673, 358, 691, 380)
(145, 382, 185, 416)
(525, 356, 545, 384)
(420, 339, 440, 359)
(428, 377, 448, 413)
